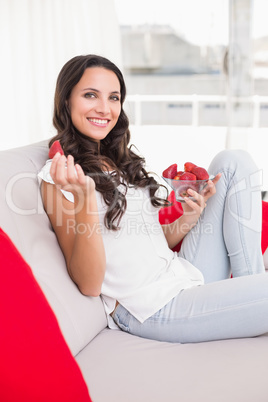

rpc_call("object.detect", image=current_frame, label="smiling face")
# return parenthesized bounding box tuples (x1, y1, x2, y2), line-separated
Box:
(68, 67, 122, 142)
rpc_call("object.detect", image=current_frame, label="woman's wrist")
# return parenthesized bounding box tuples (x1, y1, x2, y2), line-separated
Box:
(178, 214, 198, 236)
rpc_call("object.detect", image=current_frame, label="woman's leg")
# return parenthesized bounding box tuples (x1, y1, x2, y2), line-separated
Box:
(179, 149, 265, 282)
(113, 273, 268, 343)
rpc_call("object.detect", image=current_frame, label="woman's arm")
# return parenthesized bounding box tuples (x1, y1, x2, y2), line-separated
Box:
(41, 153, 106, 297)
(162, 174, 221, 249)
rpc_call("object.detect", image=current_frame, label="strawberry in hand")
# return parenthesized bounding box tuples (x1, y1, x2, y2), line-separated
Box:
(184, 162, 197, 173)
(179, 172, 196, 181)
(48, 140, 64, 159)
(162, 163, 178, 179)
(191, 166, 209, 180)
(178, 172, 198, 197)
(173, 171, 184, 180)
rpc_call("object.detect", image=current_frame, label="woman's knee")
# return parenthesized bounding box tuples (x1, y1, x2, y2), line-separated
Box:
(208, 149, 259, 177)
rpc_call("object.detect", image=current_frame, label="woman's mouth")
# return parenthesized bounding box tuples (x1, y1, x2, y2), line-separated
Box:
(87, 118, 109, 127)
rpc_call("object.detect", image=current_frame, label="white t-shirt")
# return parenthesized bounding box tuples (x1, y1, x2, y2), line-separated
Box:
(38, 161, 204, 329)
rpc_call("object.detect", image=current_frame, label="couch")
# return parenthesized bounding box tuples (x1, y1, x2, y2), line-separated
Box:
(1, 140, 268, 402)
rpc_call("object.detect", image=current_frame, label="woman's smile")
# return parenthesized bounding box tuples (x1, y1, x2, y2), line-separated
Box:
(87, 117, 110, 127)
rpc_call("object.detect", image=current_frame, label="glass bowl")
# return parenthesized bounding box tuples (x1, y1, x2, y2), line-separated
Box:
(162, 176, 214, 202)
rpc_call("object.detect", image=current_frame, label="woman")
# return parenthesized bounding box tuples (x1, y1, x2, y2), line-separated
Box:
(39, 54, 268, 343)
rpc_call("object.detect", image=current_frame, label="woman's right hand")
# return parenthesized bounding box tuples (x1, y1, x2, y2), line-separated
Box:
(50, 152, 95, 200)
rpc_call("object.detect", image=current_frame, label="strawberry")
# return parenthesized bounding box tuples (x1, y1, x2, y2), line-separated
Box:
(48, 140, 64, 159)
(162, 163, 178, 179)
(191, 166, 209, 180)
(173, 171, 184, 180)
(179, 172, 196, 181)
(184, 162, 197, 173)
(178, 172, 198, 197)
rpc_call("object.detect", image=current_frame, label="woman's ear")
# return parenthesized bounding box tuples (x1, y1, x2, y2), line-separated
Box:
(65, 100, 70, 112)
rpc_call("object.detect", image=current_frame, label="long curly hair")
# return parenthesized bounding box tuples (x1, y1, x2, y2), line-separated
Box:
(50, 54, 168, 230)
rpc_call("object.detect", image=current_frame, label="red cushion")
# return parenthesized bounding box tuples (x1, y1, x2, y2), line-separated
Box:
(158, 191, 184, 252)
(0, 228, 92, 402)
(159, 192, 268, 254)
(262, 201, 268, 253)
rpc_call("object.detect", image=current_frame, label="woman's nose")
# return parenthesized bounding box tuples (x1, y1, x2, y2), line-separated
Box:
(95, 98, 110, 114)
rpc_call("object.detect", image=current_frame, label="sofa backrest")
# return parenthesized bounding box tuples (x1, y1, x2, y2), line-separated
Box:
(0, 140, 107, 356)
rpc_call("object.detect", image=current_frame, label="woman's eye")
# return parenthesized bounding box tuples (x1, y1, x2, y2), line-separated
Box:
(84, 92, 96, 98)
(110, 95, 120, 101)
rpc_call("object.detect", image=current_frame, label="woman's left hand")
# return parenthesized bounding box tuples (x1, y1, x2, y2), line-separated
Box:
(162, 173, 222, 248)
(182, 173, 221, 216)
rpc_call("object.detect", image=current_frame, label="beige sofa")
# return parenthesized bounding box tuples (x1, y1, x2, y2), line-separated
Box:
(1, 140, 268, 402)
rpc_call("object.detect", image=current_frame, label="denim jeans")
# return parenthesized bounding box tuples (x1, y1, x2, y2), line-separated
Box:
(113, 150, 268, 343)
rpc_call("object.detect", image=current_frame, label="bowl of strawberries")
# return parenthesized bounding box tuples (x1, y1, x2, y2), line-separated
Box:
(162, 161, 214, 202)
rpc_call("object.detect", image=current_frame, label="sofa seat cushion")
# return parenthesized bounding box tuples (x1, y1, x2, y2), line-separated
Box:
(76, 327, 268, 402)
(0, 228, 92, 402)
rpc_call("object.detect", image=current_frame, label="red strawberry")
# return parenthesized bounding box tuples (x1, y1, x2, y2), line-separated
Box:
(184, 162, 197, 173)
(179, 172, 196, 181)
(191, 166, 209, 180)
(173, 171, 184, 180)
(48, 140, 64, 159)
(178, 172, 198, 197)
(162, 163, 178, 179)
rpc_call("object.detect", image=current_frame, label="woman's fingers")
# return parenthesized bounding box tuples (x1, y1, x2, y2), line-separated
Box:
(50, 153, 94, 195)
(50, 153, 67, 184)
(75, 164, 96, 192)
(211, 173, 221, 187)
(184, 189, 206, 211)
(202, 173, 221, 199)
(51, 154, 77, 186)
(55, 154, 68, 184)
(202, 180, 215, 198)
(181, 172, 221, 217)
(50, 152, 62, 177)
(66, 155, 78, 183)
(75, 163, 87, 185)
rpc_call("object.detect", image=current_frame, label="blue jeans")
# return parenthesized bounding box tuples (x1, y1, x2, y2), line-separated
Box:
(113, 150, 268, 343)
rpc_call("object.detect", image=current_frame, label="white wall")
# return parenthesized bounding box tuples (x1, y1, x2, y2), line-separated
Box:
(0, 0, 122, 150)
(130, 125, 268, 192)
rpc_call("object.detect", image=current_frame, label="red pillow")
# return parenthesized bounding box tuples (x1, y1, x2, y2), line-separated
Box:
(158, 191, 184, 252)
(0, 228, 92, 402)
(262, 201, 268, 253)
(159, 192, 268, 255)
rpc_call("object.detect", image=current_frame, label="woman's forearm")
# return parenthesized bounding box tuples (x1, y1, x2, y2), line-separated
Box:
(162, 212, 200, 249)
(68, 192, 106, 297)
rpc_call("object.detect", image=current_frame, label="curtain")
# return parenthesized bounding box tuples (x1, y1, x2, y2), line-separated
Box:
(0, 0, 122, 150)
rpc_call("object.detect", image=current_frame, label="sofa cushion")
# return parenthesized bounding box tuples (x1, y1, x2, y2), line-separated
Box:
(0, 228, 92, 402)
(158, 190, 184, 252)
(0, 141, 107, 356)
(76, 327, 268, 402)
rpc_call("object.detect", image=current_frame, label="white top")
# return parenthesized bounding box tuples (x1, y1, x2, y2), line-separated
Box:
(38, 160, 204, 329)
